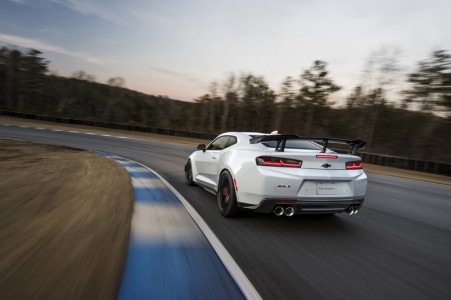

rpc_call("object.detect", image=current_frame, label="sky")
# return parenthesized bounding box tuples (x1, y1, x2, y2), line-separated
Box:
(1, 0, 450, 102)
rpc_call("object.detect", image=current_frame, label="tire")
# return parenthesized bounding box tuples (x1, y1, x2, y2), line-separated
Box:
(217, 171, 239, 217)
(185, 160, 195, 186)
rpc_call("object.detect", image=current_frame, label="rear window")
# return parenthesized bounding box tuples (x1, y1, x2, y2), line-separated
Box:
(262, 139, 322, 150)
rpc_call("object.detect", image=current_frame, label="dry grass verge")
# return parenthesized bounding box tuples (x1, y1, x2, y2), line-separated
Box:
(364, 164, 450, 185)
(0, 139, 133, 300)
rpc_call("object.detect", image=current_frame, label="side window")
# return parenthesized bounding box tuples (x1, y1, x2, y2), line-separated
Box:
(207, 136, 229, 150)
(225, 136, 237, 148)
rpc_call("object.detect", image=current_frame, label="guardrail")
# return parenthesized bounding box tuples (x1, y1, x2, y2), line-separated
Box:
(360, 152, 450, 177)
(1, 110, 450, 177)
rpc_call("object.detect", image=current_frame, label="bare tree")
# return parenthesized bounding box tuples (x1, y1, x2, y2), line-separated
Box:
(220, 74, 237, 132)
(102, 76, 126, 120)
(208, 81, 220, 132)
(106, 76, 125, 87)
(361, 47, 402, 101)
(71, 70, 96, 82)
(352, 47, 402, 149)
(278, 76, 297, 132)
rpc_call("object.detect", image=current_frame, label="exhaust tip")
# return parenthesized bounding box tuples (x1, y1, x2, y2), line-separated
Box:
(274, 206, 284, 216)
(285, 206, 295, 217)
(347, 206, 360, 215)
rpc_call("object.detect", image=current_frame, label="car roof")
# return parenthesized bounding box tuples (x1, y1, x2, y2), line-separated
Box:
(219, 132, 266, 138)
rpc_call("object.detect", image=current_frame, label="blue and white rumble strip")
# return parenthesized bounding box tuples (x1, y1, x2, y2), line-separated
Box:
(97, 152, 260, 300)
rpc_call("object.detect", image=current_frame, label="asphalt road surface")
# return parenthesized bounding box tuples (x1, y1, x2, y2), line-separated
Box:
(1, 125, 450, 300)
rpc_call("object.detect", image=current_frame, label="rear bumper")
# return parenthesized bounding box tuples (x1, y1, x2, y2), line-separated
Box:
(235, 166, 367, 206)
(238, 197, 365, 214)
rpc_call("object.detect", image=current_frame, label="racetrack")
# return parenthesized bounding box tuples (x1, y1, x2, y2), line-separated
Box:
(1, 125, 451, 300)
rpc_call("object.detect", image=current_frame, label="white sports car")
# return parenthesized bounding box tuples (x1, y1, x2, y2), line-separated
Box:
(184, 132, 367, 218)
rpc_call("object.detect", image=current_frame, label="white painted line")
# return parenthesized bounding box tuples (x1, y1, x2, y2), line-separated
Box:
(116, 160, 131, 165)
(131, 202, 204, 245)
(131, 177, 167, 189)
(4, 124, 150, 143)
(124, 166, 148, 172)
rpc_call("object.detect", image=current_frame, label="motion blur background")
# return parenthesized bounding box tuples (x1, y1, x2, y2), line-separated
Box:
(1, 2, 451, 299)
(1, 0, 450, 163)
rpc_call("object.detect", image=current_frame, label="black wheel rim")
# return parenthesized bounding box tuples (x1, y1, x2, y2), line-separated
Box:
(186, 164, 192, 182)
(220, 178, 230, 209)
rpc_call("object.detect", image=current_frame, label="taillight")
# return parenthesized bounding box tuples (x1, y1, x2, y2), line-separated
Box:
(346, 161, 362, 170)
(256, 156, 302, 168)
(316, 154, 338, 159)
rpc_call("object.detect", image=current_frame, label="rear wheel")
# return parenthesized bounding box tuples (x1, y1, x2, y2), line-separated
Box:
(185, 160, 194, 186)
(217, 171, 239, 217)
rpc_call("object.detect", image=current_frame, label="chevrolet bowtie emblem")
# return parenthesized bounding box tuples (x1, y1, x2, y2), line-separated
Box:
(321, 163, 332, 168)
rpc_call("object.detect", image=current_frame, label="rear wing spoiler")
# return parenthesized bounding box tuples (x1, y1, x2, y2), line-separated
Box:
(249, 134, 367, 155)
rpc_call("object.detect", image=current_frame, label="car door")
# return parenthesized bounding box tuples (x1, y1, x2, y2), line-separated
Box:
(195, 136, 230, 189)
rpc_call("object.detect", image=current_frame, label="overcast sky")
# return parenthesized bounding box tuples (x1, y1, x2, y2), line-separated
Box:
(1, 0, 450, 101)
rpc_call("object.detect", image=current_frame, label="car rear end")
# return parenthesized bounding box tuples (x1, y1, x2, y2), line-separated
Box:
(235, 136, 367, 216)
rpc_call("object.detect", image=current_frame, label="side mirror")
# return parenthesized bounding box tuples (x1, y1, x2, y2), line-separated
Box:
(197, 144, 206, 152)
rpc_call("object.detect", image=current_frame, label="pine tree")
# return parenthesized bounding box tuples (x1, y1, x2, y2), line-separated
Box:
(404, 49, 451, 114)
(298, 60, 340, 134)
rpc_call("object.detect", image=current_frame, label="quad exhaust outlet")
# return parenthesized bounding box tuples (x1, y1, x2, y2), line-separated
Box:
(347, 205, 359, 215)
(274, 206, 295, 217)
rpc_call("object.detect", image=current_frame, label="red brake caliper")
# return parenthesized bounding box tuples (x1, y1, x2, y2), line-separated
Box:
(223, 187, 229, 198)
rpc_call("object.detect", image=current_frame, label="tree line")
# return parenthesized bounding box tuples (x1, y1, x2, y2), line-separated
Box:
(0, 46, 450, 163)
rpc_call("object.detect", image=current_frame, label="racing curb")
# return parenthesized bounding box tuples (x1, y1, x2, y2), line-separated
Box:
(95, 151, 262, 299)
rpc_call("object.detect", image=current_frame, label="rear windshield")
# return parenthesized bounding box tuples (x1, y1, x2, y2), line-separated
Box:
(260, 139, 322, 150)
